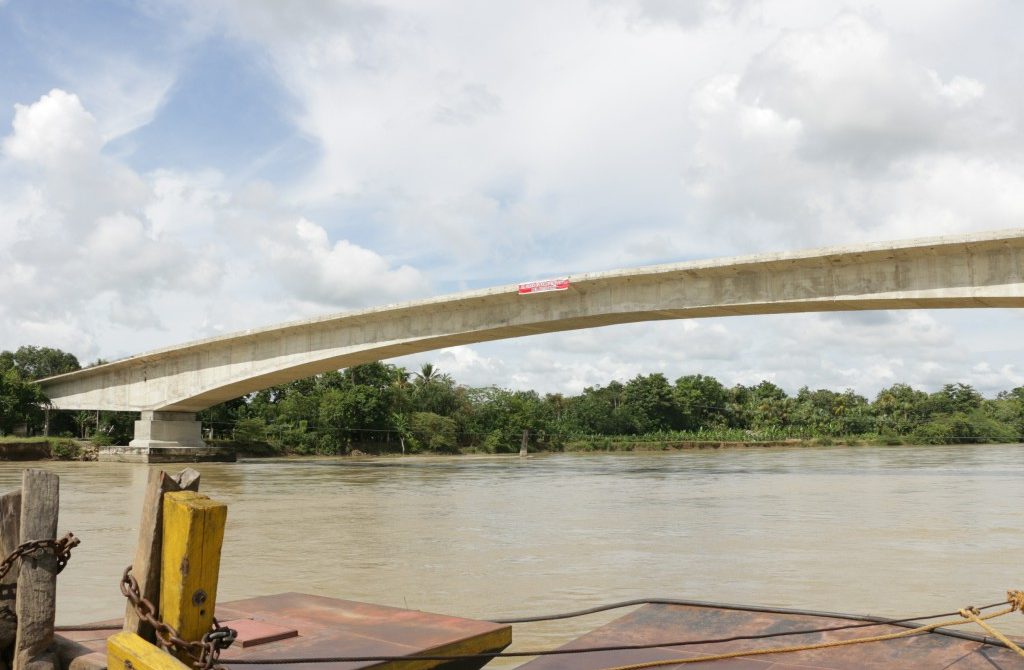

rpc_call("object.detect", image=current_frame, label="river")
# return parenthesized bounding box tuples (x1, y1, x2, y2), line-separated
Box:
(3, 444, 1023, 666)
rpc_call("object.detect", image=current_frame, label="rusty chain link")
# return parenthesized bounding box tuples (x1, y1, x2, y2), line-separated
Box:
(0, 532, 79, 582)
(121, 565, 236, 670)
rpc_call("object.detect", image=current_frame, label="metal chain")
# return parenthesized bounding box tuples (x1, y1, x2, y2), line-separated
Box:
(0, 532, 80, 581)
(121, 566, 236, 670)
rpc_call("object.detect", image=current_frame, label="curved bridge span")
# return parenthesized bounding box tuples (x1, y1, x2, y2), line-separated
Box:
(38, 230, 1024, 451)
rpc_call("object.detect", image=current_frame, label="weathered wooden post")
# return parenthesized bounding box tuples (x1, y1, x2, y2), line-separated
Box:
(14, 469, 59, 670)
(160, 491, 227, 663)
(123, 469, 200, 643)
(520, 429, 529, 456)
(0, 490, 22, 659)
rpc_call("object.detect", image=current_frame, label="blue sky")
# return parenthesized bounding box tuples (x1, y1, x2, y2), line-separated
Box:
(2, 0, 1023, 398)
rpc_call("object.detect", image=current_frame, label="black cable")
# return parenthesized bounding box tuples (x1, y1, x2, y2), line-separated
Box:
(488, 597, 1001, 624)
(222, 600, 1013, 665)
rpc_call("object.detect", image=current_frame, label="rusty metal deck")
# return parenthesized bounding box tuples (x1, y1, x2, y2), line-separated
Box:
(517, 603, 1024, 669)
(59, 592, 511, 670)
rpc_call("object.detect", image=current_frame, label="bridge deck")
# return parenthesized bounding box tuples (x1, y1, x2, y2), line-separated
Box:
(38, 229, 1024, 416)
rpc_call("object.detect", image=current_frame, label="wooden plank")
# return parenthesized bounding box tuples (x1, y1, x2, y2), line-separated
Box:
(123, 470, 199, 643)
(107, 632, 191, 670)
(14, 469, 59, 670)
(160, 492, 226, 662)
(0, 490, 23, 652)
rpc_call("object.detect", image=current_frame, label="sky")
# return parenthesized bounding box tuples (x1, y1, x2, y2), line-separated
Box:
(1, 0, 1023, 399)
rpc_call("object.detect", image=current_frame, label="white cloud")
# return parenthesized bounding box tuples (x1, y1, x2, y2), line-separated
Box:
(0, 89, 425, 358)
(3, 90, 101, 168)
(260, 218, 425, 305)
(433, 82, 502, 126)
(58, 57, 176, 141)
(929, 71, 985, 108)
(679, 11, 1022, 252)
(3, 2, 1024, 401)
(178, 1, 721, 271)
(738, 14, 986, 165)
(603, 0, 756, 28)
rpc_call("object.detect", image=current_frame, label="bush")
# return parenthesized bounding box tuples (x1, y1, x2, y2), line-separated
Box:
(911, 411, 1017, 444)
(265, 422, 317, 454)
(316, 432, 347, 455)
(409, 412, 459, 453)
(480, 430, 504, 453)
(50, 439, 81, 460)
(233, 417, 268, 443)
(90, 431, 115, 446)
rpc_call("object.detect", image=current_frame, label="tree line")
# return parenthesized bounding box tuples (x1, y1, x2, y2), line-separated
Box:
(4, 344, 1021, 454)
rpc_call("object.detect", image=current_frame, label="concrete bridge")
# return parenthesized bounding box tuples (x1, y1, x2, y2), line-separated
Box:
(38, 229, 1024, 455)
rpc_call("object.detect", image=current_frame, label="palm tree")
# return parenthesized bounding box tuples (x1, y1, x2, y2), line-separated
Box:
(415, 363, 438, 384)
(391, 366, 412, 389)
(415, 363, 452, 385)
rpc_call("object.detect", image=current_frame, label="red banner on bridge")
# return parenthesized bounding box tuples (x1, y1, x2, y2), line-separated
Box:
(518, 277, 570, 295)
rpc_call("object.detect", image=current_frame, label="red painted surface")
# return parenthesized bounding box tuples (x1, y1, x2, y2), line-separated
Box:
(517, 278, 570, 294)
(221, 619, 298, 648)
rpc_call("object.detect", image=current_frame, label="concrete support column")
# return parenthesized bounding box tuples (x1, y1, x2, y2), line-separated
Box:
(129, 411, 206, 449)
(101, 411, 232, 462)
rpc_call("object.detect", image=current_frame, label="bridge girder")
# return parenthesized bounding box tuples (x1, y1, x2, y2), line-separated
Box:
(39, 229, 1024, 414)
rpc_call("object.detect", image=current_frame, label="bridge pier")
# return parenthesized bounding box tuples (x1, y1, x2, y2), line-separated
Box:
(132, 411, 205, 449)
(98, 412, 235, 463)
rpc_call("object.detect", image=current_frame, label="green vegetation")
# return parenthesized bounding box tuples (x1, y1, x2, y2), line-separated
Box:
(191, 364, 1023, 455)
(49, 438, 82, 460)
(0, 436, 52, 444)
(2, 345, 1023, 455)
(0, 346, 133, 443)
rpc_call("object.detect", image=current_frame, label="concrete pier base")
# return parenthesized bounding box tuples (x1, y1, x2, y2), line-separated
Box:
(98, 411, 236, 463)
(130, 411, 205, 449)
(97, 445, 235, 463)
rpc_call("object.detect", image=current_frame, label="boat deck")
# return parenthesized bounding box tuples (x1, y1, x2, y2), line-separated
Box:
(517, 602, 1024, 669)
(59, 592, 511, 670)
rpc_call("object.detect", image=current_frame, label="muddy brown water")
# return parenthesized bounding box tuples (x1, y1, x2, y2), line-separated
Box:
(2, 444, 1022, 666)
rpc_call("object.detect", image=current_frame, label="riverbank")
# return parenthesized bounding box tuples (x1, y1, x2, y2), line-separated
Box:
(227, 432, 1020, 456)
(5, 434, 1021, 462)
(0, 437, 96, 461)
(222, 435, 1024, 459)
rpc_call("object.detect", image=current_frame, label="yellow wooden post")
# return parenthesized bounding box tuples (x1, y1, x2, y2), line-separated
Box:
(107, 632, 192, 670)
(160, 491, 227, 661)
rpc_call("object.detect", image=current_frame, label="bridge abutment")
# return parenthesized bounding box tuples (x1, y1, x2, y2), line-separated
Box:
(97, 411, 235, 463)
